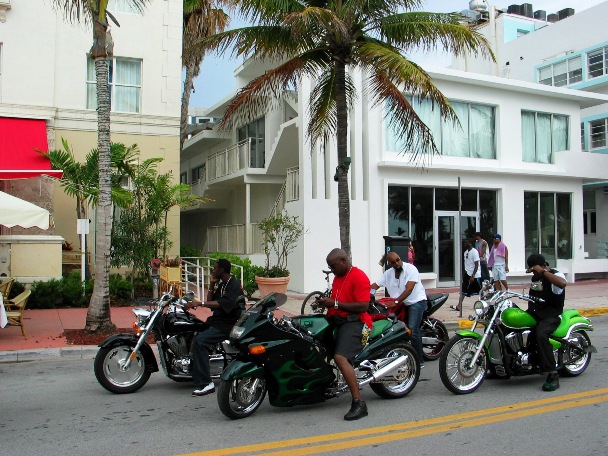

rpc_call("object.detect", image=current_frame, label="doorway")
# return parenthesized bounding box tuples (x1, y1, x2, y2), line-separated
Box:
(435, 211, 479, 287)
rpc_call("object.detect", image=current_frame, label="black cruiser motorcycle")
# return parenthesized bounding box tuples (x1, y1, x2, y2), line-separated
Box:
(218, 293, 420, 419)
(94, 291, 242, 394)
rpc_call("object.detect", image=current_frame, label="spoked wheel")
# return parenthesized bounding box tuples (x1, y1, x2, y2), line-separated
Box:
(369, 343, 420, 398)
(217, 376, 267, 419)
(439, 335, 487, 394)
(300, 291, 327, 315)
(94, 345, 151, 394)
(421, 318, 449, 361)
(560, 330, 592, 377)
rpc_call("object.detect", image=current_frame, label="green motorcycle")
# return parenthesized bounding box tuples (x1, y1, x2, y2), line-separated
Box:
(439, 285, 596, 394)
(217, 293, 420, 419)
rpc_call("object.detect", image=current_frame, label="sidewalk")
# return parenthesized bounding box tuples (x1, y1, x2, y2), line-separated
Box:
(1, 279, 607, 362)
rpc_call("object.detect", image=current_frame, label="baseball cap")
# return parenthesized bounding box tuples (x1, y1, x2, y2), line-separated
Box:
(494, 233, 502, 240)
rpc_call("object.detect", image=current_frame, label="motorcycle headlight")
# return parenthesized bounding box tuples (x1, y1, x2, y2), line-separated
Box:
(230, 326, 245, 339)
(132, 308, 151, 327)
(473, 300, 488, 317)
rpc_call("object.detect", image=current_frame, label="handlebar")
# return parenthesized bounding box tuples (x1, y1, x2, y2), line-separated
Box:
(493, 290, 544, 303)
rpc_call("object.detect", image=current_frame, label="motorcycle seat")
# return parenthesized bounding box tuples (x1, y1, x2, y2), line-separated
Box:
(552, 309, 581, 338)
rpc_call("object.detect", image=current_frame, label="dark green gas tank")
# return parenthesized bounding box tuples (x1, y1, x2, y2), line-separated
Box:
(294, 315, 331, 338)
(501, 307, 537, 329)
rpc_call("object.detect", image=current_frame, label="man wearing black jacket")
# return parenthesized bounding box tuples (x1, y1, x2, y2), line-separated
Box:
(526, 254, 567, 392)
(186, 258, 244, 396)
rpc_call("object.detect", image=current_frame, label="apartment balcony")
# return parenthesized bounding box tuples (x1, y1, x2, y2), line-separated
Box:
(205, 223, 265, 255)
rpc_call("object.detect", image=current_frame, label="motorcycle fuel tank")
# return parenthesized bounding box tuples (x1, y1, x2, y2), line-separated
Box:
(501, 307, 537, 329)
(162, 310, 207, 333)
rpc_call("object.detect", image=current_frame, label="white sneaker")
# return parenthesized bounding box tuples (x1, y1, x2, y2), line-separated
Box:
(192, 383, 215, 396)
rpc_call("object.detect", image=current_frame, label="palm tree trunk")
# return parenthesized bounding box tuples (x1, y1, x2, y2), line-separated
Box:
(180, 61, 198, 150)
(85, 16, 116, 333)
(335, 61, 351, 257)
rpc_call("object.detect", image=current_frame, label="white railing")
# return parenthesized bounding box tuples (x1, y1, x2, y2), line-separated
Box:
(286, 166, 299, 202)
(206, 138, 252, 181)
(205, 223, 264, 255)
(181, 257, 244, 301)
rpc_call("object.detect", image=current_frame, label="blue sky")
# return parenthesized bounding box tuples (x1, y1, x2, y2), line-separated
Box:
(189, 0, 604, 109)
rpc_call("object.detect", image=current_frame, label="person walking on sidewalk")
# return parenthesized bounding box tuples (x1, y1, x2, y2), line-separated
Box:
(525, 254, 567, 392)
(371, 251, 427, 367)
(474, 232, 490, 282)
(185, 258, 244, 397)
(316, 248, 372, 421)
(488, 234, 509, 290)
(452, 239, 481, 312)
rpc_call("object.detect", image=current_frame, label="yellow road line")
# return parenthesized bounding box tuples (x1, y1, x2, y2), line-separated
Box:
(179, 388, 608, 456)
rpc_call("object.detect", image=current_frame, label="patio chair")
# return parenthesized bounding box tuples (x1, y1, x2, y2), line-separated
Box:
(5, 289, 31, 339)
(0, 277, 15, 301)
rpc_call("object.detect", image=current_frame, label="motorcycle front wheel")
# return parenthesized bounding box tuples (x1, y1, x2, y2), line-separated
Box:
(439, 335, 487, 394)
(421, 318, 449, 361)
(94, 345, 151, 394)
(560, 330, 592, 377)
(370, 343, 419, 398)
(300, 291, 327, 315)
(217, 376, 267, 419)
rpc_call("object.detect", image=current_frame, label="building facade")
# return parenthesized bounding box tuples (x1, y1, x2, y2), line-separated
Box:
(0, 0, 183, 281)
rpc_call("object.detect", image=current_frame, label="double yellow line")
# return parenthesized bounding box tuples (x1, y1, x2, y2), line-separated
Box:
(181, 388, 608, 456)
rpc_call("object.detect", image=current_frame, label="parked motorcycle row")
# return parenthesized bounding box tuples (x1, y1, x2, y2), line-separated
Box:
(94, 280, 596, 419)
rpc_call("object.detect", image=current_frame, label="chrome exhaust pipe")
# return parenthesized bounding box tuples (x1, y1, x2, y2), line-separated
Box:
(359, 355, 409, 387)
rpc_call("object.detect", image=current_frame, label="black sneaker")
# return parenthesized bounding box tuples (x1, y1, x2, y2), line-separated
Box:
(542, 372, 560, 392)
(344, 400, 368, 421)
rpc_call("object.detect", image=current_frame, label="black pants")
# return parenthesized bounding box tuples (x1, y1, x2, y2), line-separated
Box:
(534, 316, 561, 373)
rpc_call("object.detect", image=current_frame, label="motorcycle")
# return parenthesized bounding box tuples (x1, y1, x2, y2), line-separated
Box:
(94, 290, 242, 394)
(302, 292, 450, 361)
(439, 282, 596, 394)
(218, 293, 420, 419)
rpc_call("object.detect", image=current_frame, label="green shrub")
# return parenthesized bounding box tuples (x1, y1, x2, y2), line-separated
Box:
(29, 279, 63, 309)
(7, 280, 25, 300)
(61, 271, 93, 307)
(208, 252, 260, 299)
(180, 245, 202, 258)
(109, 273, 133, 300)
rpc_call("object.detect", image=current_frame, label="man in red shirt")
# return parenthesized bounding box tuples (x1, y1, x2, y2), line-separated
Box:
(316, 248, 372, 421)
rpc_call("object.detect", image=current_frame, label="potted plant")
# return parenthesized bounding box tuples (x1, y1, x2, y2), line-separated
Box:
(255, 211, 305, 296)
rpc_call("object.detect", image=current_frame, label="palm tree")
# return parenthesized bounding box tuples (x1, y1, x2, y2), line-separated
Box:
(51, 0, 149, 332)
(181, 0, 231, 149)
(194, 0, 493, 256)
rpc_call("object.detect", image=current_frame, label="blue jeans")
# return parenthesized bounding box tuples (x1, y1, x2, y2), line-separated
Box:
(191, 325, 227, 387)
(406, 300, 427, 364)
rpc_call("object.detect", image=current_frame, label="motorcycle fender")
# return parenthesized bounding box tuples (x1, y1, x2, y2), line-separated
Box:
(221, 360, 263, 381)
(98, 334, 159, 373)
(357, 323, 410, 361)
(455, 330, 483, 340)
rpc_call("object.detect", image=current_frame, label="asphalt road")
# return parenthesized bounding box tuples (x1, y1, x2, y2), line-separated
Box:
(1, 316, 606, 456)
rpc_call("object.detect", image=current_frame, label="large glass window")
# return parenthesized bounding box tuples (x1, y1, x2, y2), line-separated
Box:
(522, 111, 569, 163)
(587, 46, 608, 79)
(583, 191, 596, 235)
(237, 117, 266, 168)
(86, 57, 142, 113)
(386, 98, 496, 159)
(524, 192, 572, 263)
(410, 187, 434, 273)
(589, 118, 607, 149)
(538, 56, 582, 87)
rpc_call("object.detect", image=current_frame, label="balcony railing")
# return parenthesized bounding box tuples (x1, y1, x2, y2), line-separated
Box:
(206, 223, 264, 255)
(206, 138, 255, 181)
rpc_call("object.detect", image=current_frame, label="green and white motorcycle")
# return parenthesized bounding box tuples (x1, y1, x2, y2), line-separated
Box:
(439, 283, 596, 394)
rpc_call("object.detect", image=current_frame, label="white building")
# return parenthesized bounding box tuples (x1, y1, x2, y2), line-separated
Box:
(0, 0, 183, 280)
(181, 53, 608, 292)
(452, 0, 608, 262)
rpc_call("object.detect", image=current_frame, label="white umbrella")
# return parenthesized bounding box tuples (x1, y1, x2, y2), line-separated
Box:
(0, 191, 50, 229)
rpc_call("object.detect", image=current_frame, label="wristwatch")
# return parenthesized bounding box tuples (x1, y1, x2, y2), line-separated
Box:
(334, 300, 339, 309)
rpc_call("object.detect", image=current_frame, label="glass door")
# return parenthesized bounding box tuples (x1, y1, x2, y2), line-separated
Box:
(435, 211, 479, 287)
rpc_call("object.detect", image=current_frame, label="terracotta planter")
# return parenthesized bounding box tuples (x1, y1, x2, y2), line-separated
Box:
(255, 276, 290, 297)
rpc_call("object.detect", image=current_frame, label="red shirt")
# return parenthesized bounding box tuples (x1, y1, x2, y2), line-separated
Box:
(327, 267, 372, 327)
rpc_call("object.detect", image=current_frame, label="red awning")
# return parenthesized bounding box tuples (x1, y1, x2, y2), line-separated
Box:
(0, 117, 63, 179)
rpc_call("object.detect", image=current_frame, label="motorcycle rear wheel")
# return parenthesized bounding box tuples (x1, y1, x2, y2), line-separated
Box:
(439, 335, 487, 394)
(94, 345, 151, 394)
(421, 318, 449, 361)
(217, 376, 267, 419)
(300, 291, 327, 315)
(560, 330, 592, 377)
(369, 343, 419, 398)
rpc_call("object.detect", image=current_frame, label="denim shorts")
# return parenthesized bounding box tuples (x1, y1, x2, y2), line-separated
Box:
(492, 264, 507, 280)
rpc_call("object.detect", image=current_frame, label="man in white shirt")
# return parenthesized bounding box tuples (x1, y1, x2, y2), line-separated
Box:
(452, 239, 481, 312)
(371, 251, 427, 366)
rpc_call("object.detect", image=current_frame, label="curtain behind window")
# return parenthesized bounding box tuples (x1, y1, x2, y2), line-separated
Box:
(522, 112, 536, 162)
(536, 113, 552, 163)
(471, 105, 496, 158)
(442, 102, 468, 157)
(114, 59, 141, 113)
(552, 115, 568, 152)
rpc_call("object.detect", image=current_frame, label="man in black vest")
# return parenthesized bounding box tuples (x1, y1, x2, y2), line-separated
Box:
(526, 254, 567, 392)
